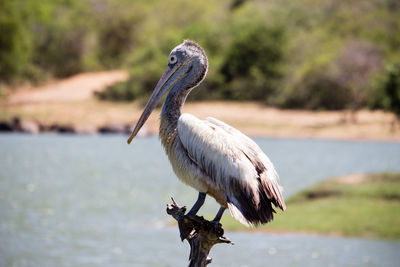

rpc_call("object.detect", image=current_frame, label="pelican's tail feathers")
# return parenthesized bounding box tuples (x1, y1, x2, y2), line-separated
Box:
(227, 202, 250, 227)
(226, 182, 277, 227)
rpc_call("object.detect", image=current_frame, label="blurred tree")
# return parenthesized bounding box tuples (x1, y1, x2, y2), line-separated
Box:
(98, 18, 135, 67)
(283, 67, 350, 110)
(335, 41, 382, 121)
(220, 23, 286, 103)
(32, 0, 96, 77)
(282, 41, 383, 113)
(0, 0, 32, 82)
(380, 64, 400, 129)
(95, 0, 144, 68)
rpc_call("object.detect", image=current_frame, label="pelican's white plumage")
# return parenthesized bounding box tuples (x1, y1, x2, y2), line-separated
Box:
(127, 40, 285, 227)
(178, 113, 285, 225)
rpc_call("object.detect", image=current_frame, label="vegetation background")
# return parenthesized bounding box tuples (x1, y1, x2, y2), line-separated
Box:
(1, 0, 399, 115)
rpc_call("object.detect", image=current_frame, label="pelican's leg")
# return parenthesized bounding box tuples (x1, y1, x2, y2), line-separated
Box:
(186, 192, 206, 217)
(211, 206, 226, 223)
(178, 192, 206, 240)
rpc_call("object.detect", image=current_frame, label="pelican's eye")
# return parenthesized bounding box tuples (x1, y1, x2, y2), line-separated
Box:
(168, 55, 177, 65)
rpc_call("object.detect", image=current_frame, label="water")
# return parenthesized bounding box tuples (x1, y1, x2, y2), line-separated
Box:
(1, 134, 399, 267)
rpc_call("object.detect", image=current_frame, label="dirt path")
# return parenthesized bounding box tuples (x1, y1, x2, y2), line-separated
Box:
(1, 70, 399, 141)
(6, 70, 129, 104)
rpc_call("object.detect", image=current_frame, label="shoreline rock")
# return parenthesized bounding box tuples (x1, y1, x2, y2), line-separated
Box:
(0, 117, 152, 137)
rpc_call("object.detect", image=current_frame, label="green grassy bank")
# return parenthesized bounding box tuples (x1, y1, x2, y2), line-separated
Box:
(220, 172, 400, 239)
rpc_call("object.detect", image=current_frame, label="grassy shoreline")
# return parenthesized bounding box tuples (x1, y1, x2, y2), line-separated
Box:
(219, 173, 400, 240)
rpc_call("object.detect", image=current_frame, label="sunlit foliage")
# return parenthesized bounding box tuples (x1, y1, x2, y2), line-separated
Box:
(1, 0, 399, 111)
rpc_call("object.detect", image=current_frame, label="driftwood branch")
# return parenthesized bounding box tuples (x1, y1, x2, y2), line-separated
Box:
(166, 197, 233, 267)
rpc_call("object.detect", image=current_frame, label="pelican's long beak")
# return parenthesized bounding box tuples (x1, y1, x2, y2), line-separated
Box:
(127, 67, 175, 144)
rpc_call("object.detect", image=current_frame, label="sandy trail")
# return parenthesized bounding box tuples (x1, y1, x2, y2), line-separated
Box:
(7, 70, 129, 104)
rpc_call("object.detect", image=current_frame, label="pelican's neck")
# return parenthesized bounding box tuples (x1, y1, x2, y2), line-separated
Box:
(159, 61, 207, 143)
(160, 82, 190, 133)
(158, 85, 188, 152)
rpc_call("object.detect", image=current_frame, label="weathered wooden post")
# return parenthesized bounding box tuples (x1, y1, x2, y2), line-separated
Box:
(166, 198, 233, 267)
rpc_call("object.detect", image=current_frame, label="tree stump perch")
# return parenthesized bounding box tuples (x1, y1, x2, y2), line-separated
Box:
(166, 198, 233, 267)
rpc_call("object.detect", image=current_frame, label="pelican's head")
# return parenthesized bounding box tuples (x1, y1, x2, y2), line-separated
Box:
(127, 40, 208, 144)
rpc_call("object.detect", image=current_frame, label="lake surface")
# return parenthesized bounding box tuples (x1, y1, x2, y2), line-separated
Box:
(1, 134, 400, 266)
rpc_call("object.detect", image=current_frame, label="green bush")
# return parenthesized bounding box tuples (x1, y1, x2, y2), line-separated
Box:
(371, 63, 400, 118)
(35, 24, 88, 77)
(282, 65, 351, 110)
(219, 23, 286, 103)
(0, 0, 32, 82)
(97, 12, 141, 68)
(281, 40, 383, 110)
(0, 0, 143, 82)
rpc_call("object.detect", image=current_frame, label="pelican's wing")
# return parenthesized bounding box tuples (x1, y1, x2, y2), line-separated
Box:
(178, 113, 285, 226)
(205, 117, 286, 212)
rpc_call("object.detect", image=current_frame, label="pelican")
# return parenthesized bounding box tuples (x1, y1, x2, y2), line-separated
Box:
(127, 40, 285, 226)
